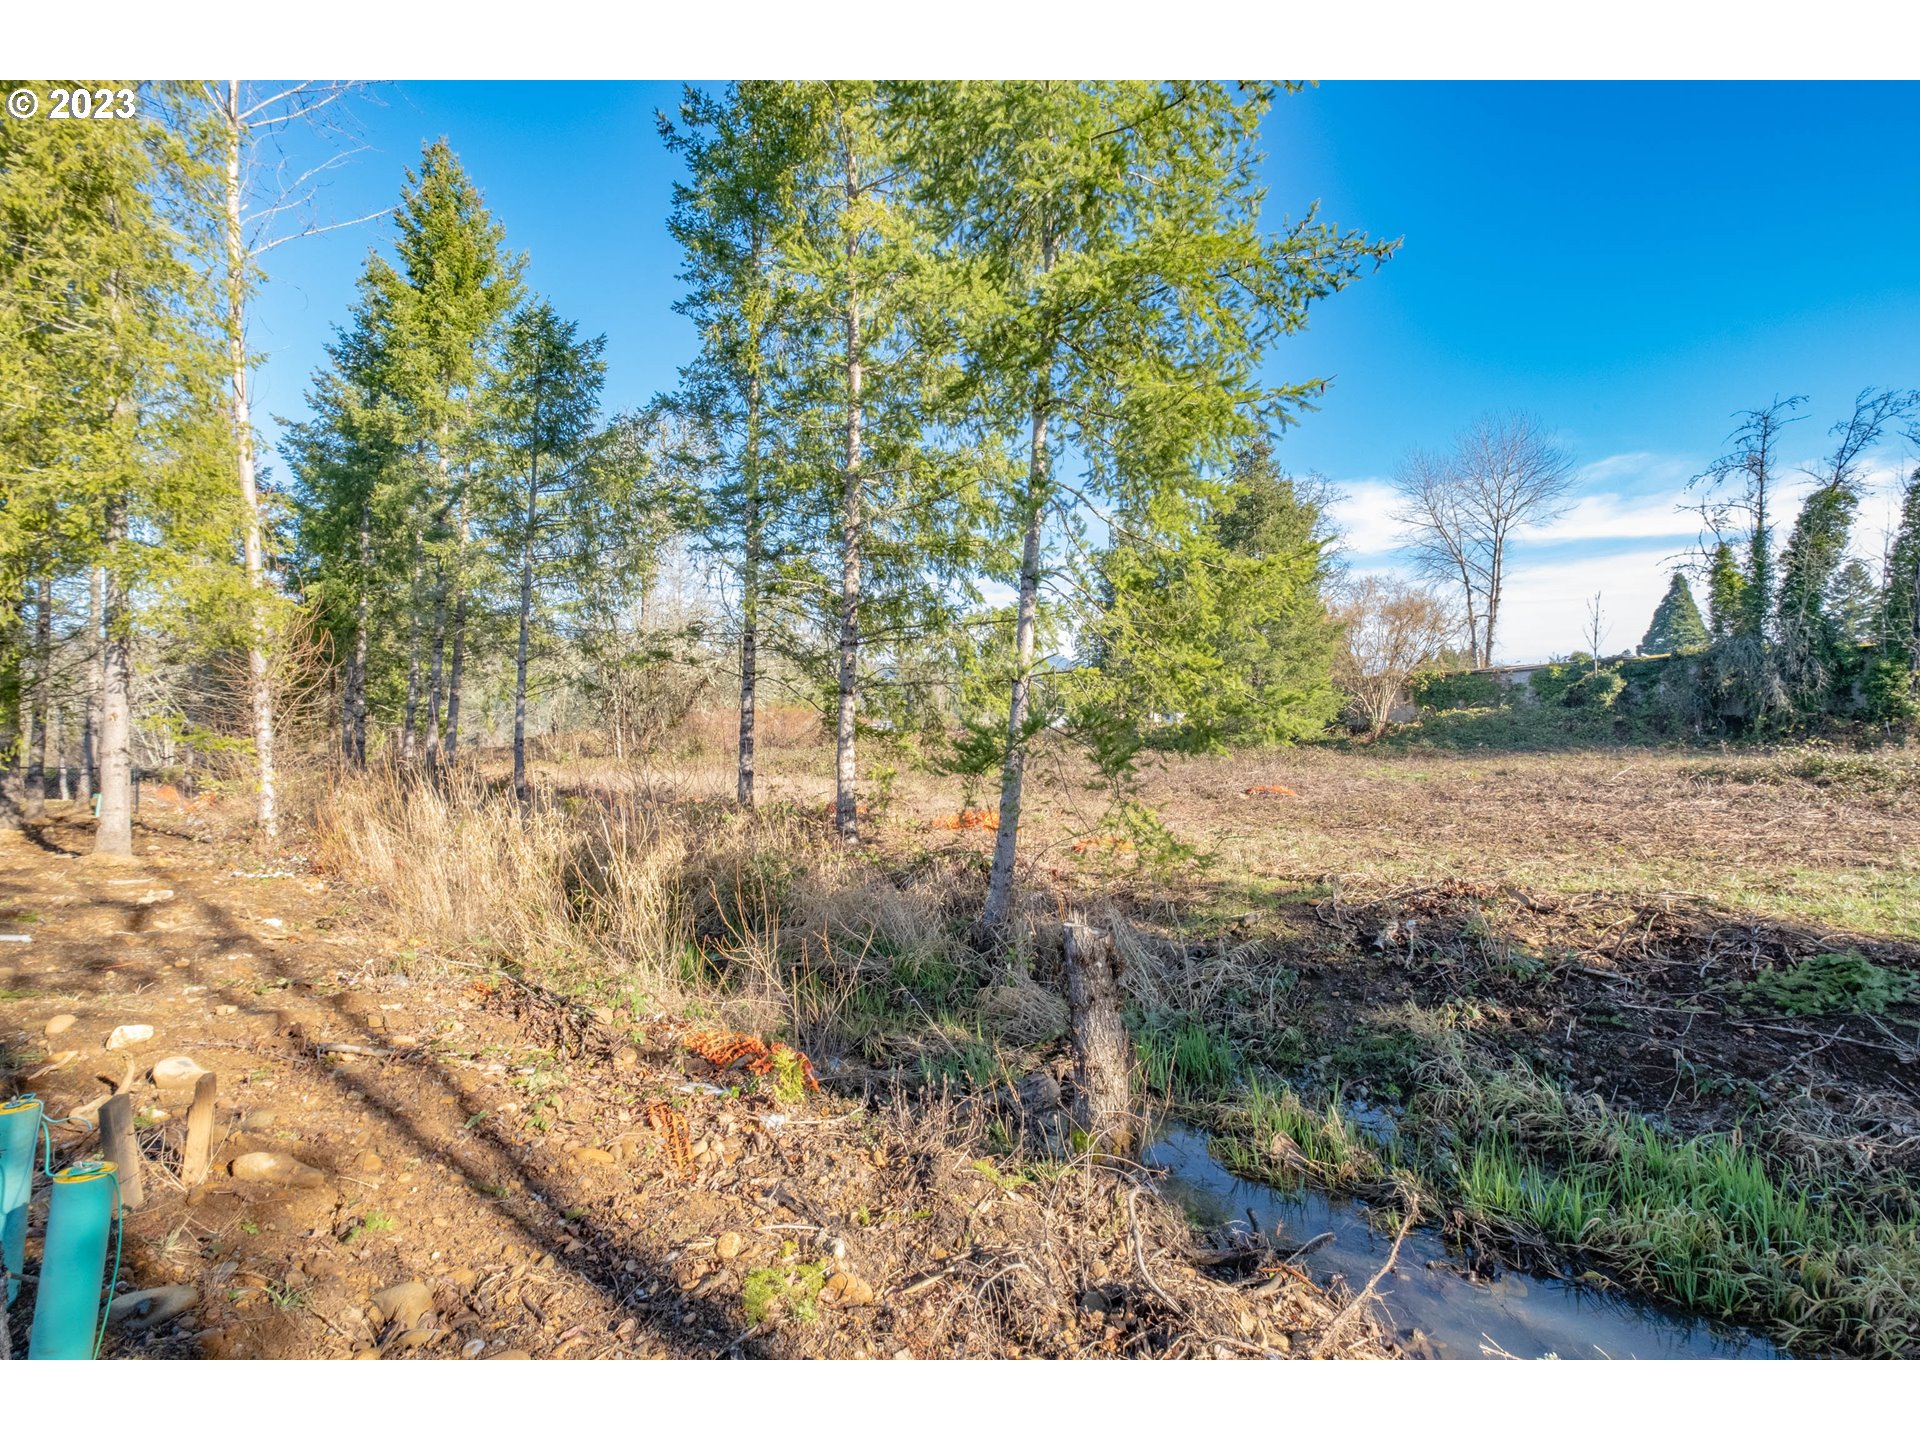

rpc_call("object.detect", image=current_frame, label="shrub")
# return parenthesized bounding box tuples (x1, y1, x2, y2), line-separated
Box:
(1412, 669, 1504, 712)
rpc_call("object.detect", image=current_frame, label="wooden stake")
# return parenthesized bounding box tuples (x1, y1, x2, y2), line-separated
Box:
(99, 1092, 144, 1209)
(181, 1072, 217, 1186)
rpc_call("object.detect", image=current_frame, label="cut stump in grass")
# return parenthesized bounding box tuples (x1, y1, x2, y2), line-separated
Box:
(1063, 912, 1136, 1157)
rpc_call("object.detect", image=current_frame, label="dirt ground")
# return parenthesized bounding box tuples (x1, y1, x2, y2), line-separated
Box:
(0, 799, 1385, 1361)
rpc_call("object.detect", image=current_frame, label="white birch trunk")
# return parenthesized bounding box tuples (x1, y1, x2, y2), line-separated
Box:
(222, 82, 279, 842)
(832, 146, 864, 844)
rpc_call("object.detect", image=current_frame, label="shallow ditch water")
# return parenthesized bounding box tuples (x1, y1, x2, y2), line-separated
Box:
(1145, 1124, 1785, 1360)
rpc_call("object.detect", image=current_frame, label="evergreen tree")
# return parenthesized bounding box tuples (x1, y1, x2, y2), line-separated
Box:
(1640, 571, 1709, 654)
(1880, 464, 1920, 677)
(901, 81, 1397, 930)
(0, 80, 234, 853)
(1828, 558, 1877, 646)
(1087, 441, 1343, 747)
(495, 299, 607, 803)
(1705, 540, 1746, 641)
(382, 141, 525, 767)
(1775, 389, 1914, 711)
(660, 82, 819, 806)
(285, 254, 413, 766)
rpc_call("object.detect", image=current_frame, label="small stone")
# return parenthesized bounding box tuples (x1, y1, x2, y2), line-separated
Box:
(105, 1024, 153, 1050)
(487, 1349, 532, 1360)
(367, 1280, 433, 1333)
(353, 1347, 383, 1360)
(358, 1151, 384, 1173)
(569, 1146, 616, 1167)
(238, 1108, 278, 1132)
(215, 1004, 238, 1016)
(715, 1232, 743, 1262)
(463, 1338, 486, 1359)
(613, 1047, 638, 1071)
(152, 1055, 209, 1088)
(230, 1151, 325, 1188)
(45, 1014, 76, 1038)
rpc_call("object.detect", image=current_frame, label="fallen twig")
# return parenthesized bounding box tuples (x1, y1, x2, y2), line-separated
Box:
(1311, 1201, 1416, 1358)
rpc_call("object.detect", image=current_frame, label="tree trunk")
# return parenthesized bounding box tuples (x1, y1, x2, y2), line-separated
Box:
(445, 494, 469, 764)
(737, 366, 763, 808)
(221, 81, 278, 843)
(832, 149, 864, 844)
(1453, 555, 1482, 668)
(1482, 536, 1504, 666)
(24, 575, 50, 820)
(52, 704, 68, 801)
(0, 596, 20, 830)
(1063, 914, 1135, 1156)
(349, 502, 370, 767)
(95, 499, 134, 857)
(983, 397, 1049, 933)
(424, 571, 446, 772)
(79, 567, 101, 800)
(401, 541, 422, 766)
(513, 455, 538, 805)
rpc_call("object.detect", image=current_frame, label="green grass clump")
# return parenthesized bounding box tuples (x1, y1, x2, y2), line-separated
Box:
(1132, 1015, 1240, 1097)
(1212, 1077, 1393, 1192)
(1728, 950, 1916, 1017)
(1419, 1046, 1920, 1356)
(742, 1259, 828, 1325)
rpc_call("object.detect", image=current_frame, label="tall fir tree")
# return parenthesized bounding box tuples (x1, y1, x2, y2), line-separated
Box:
(495, 299, 607, 803)
(382, 140, 524, 768)
(1640, 571, 1709, 654)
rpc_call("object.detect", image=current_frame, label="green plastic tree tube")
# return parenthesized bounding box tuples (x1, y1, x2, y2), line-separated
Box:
(27, 1161, 117, 1359)
(1, 1095, 42, 1304)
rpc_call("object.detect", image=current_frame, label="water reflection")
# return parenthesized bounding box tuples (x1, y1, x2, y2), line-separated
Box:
(1145, 1124, 1784, 1360)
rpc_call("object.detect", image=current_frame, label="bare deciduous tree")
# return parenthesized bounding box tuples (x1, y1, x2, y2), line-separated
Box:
(206, 80, 384, 842)
(1392, 411, 1573, 667)
(1584, 590, 1607, 672)
(1334, 575, 1457, 736)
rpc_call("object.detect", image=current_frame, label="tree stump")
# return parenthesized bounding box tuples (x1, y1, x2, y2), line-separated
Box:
(1063, 913, 1135, 1156)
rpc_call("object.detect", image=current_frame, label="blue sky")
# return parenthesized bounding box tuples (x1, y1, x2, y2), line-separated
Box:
(251, 80, 1920, 663)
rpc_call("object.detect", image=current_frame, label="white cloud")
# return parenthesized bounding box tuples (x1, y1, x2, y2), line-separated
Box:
(1324, 478, 1405, 558)
(1520, 490, 1699, 544)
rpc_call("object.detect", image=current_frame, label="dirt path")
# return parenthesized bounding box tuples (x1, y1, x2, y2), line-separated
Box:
(1, 803, 1381, 1360)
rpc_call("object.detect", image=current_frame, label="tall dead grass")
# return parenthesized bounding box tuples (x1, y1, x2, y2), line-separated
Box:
(313, 768, 1010, 1050)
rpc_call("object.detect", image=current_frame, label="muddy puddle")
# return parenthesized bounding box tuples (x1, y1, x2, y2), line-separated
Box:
(1145, 1124, 1785, 1360)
